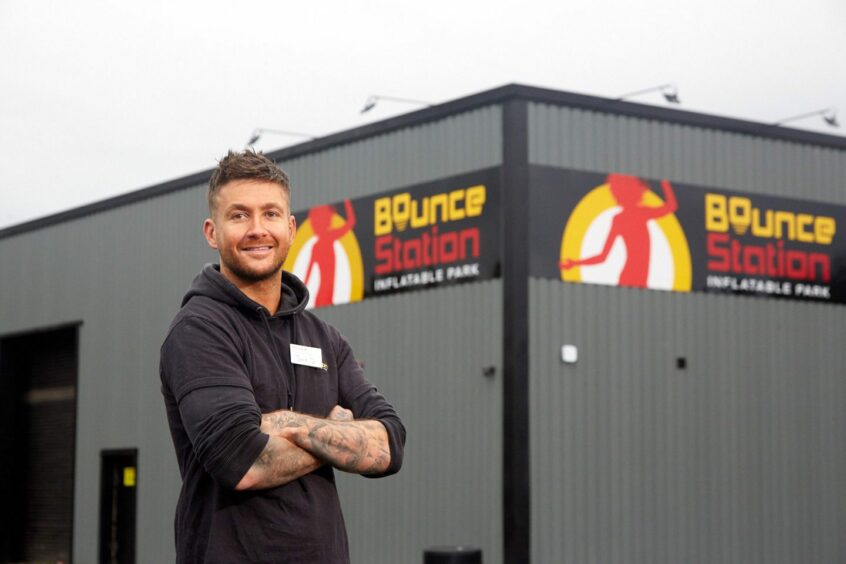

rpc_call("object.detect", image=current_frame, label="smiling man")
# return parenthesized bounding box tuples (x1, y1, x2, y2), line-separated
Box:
(159, 150, 405, 564)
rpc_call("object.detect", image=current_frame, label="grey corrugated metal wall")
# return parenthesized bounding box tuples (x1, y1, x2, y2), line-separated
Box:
(0, 104, 503, 563)
(529, 104, 846, 201)
(283, 105, 505, 563)
(0, 183, 214, 564)
(528, 102, 846, 563)
(320, 281, 503, 564)
(281, 106, 502, 209)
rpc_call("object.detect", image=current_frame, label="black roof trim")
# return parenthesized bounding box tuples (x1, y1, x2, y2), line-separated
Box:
(510, 83, 846, 150)
(3, 83, 845, 239)
(0, 169, 214, 239)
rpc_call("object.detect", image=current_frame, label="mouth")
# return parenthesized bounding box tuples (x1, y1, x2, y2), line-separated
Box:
(241, 245, 274, 256)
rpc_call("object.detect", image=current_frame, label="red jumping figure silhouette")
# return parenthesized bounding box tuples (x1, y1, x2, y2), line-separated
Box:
(559, 174, 677, 288)
(304, 199, 356, 307)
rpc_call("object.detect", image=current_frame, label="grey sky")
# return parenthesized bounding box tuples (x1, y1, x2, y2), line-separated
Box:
(1, 0, 844, 229)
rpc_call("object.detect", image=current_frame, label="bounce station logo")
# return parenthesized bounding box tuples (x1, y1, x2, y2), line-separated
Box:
(284, 170, 501, 308)
(558, 174, 692, 292)
(531, 167, 846, 304)
(703, 193, 835, 298)
(372, 184, 488, 292)
(284, 200, 364, 309)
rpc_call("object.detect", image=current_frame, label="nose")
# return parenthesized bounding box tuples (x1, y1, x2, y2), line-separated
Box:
(245, 215, 270, 238)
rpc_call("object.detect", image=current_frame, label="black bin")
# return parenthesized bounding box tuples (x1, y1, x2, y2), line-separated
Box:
(424, 545, 482, 564)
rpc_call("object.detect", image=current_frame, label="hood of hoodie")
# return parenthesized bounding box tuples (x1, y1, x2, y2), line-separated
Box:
(182, 263, 309, 317)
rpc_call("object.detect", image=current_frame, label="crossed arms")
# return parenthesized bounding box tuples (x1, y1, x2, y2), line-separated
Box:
(162, 315, 404, 493)
(235, 405, 391, 490)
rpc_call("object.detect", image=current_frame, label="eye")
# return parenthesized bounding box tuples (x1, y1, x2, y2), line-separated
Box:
(230, 211, 248, 220)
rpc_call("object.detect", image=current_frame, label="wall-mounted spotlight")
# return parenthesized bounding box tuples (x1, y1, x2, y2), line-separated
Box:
(360, 95, 433, 114)
(617, 83, 681, 104)
(247, 128, 316, 147)
(774, 108, 839, 128)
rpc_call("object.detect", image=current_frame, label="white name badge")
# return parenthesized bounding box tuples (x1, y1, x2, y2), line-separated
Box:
(290, 344, 324, 369)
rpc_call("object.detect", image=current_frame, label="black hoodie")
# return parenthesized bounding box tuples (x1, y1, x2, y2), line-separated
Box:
(160, 264, 405, 563)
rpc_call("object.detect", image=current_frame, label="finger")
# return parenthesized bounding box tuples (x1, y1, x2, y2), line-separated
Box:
(334, 408, 353, 421)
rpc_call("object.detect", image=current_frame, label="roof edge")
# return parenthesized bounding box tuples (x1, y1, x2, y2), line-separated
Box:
(0, 169, 213, 239)
(0, 85, 521, 240)
(512, 84, 846, 150)
(3, 82, 845, 239)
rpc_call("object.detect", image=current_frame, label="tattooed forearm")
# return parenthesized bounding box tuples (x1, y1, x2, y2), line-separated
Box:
(305, 421, 364, 471)
(260, 406, 391, 475)
(261, 410, 305, 434)
(237, 406, 390, 490)
(299, 417, 390, 474)
(236, 435, 322, 491)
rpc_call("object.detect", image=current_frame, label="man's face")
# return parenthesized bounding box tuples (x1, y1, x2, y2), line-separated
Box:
(203, 179, 296, 287)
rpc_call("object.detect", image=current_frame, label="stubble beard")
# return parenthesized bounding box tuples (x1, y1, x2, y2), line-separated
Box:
(220, 248, 289, 285)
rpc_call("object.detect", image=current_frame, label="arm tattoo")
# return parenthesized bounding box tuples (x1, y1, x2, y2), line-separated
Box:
(305, 420, 365, 471)
(262, 410, 305, 433)
(250, 435, 321, 488)
(261, 408, 391, 475)
(256, 445, 275, 469)
(302, 418, 390, 474)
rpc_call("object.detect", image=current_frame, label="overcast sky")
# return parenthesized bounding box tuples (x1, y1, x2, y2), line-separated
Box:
(1, 0, 844, 230)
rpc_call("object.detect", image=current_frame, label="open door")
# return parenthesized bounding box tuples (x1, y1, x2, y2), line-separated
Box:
(0, 326, 77, 563)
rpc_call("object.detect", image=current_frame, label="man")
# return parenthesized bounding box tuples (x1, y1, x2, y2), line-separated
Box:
(160, 149, 405, 563)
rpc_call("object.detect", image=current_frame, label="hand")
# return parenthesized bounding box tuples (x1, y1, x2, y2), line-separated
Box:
(328, 405, 354, 421)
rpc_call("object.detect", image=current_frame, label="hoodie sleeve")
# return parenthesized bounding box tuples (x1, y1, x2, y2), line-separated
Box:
(178, 385, 268, 489)
(161, 315, 268, 489)
(333, 329, 405, 478)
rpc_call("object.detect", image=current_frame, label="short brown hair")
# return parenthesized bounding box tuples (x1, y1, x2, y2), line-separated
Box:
(208, 149, 291, 213)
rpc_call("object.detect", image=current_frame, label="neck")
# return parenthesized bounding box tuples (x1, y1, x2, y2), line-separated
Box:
(220, 266, 283, 314)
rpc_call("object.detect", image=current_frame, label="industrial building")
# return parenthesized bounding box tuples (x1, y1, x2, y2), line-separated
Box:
(2, 83, 845, 563)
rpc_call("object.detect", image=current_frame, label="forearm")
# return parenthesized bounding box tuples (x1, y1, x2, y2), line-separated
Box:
(573, 253, 607, 266)
(660, 180, 677, 212)
(263, 409, 391, 475)
(300, 418, 390, 474)
(235, 435, 322, 490)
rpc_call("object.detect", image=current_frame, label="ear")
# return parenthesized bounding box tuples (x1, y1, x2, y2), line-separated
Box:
(289, 214, 297, 240)
(203, 218, 219, 250)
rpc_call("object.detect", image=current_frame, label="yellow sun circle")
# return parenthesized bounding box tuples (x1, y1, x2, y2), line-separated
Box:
(559, 183, 692, 291)
(284, 212, 364, 303)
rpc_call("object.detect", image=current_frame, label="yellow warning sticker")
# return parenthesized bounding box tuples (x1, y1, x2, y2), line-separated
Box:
(123, 467, 136, 487)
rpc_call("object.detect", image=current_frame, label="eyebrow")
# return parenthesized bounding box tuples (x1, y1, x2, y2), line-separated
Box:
(224, 203, 285, 212)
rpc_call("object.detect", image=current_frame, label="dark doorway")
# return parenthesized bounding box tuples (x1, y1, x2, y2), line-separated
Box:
(99, 449, 137, 564)
(0, 325, 78, 563)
